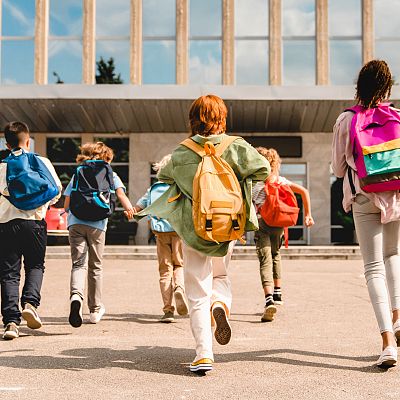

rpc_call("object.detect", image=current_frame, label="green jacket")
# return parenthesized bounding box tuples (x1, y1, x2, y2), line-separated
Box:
(136, 134, 270, 256)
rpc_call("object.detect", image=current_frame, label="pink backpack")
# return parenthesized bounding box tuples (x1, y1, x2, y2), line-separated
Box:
(346, 103, 400, 192)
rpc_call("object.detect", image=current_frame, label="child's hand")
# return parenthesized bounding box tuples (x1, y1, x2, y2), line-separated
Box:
(304, 215, 314, 227)
(124, 208, 135, 220)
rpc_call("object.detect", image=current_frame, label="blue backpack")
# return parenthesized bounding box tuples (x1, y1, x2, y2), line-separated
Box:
(70, 160, 116, 221)
(2, 149, 59, 211)
(149, 182, 174, 232)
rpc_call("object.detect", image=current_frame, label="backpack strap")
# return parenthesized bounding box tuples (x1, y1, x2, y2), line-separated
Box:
(215, 136, 240, 156)
(180, 138, 206, 157)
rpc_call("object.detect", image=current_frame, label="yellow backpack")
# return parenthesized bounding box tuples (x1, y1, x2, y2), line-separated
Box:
(180, 136, 246, 244)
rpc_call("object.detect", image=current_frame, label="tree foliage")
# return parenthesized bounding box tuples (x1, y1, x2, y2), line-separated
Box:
(95, 57, 123, 84)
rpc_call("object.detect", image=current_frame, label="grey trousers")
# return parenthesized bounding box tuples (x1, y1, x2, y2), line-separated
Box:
(69, 224, 106, 313)
(353, 194, 400, 334)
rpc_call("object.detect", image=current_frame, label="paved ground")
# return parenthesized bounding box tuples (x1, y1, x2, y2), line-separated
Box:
(0, 257, 399, 400)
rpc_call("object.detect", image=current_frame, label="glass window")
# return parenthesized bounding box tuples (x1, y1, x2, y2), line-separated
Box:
(329, 0, 361, 37)
(329, 0, 361, 85)
(375, 0, 400, 83)
(330, 41, 361, 85)
(282, 0, 315, 36)
(235, 0, 268, 37)
(2, 0, 35, 37)
(143, 41, 176, 84)
(48, 40, 82, 84)
(49, 0, 83, 36)
(1, 40, 34, 84)
(283, 40, 315, 85)
(236, 41, 268, 85)
(189, 41, 222, 84)
(96, 41, 130, 83)
(190, 0, 221, 37)
(96, 0, 130, 37)
(143, 0, 176, 37)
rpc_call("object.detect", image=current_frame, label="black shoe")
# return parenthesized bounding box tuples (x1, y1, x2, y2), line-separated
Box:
(273, 293, 283, 305)
(69, 294, 83, 328)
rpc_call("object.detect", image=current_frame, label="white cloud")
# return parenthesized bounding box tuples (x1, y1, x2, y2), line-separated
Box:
(3, 0, 32, 33)
(235, 0, 268, 37)
(189, 55, 221, 84)
(49, 0, 83, 36)
(3, 78, 18, 85)
(374, 0, 400, 37)
(48, 40, 82, 58)
(235, 41, 268, 84)
(328, 0, 362, 36)
(96, 0, 130, 36)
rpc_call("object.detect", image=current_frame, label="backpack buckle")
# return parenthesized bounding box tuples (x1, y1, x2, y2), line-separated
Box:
(205, 218, 213, 231)
(232, 219, 240, 231)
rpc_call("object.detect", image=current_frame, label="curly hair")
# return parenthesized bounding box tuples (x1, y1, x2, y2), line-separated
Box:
(189, 94, 227, 137)
(153, 154, 171, 177)
(256, 147, 281, 176)
(356, 60, 393, 108)
(76, 142, 114, 164)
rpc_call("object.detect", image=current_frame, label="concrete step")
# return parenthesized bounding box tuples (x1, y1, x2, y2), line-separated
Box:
(45, 245, 362, 260)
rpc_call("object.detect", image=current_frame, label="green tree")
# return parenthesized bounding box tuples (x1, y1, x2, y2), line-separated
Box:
(53, 71, 64, 84)
(95, 57, 123, 84)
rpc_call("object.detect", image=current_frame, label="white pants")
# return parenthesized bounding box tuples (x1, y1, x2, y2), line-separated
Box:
(353, 195, 400, 334)
(183, 242, 234, 362)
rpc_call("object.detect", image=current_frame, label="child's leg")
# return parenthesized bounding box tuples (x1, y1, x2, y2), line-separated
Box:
(156, 233, 174, 313)
(183, 243, 214, 362)
(20, 220, 47, 309)
(171, 234, 184, 291)
(69, 225, 89, 301)
(0, 222, 22, 327)
(254, 225, 274, 295)
(86, 227, 106, 313)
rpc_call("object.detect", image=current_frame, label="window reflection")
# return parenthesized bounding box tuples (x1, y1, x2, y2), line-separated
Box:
(96, 0, 130, 37)
(330, 41, 361, 85)
(2, 41, 34, 84)
(190, 0, 221, 37)
(96, 41, 130, 83)
(2, 0, 35, 36)
(50, 0, 82, 36)
(282, 0, 315, 36)
(283, 40, 315, 85)
(375, 43, 400, 84)
(143, 41, 176, 84)
(236, 41, 268, 85)
(235, 0, 268, 37)
(375, 0, 400, 38)
(143, 0, 175, 37)
(48, 41, 82, 84)
(329, 0, 361, 37)
(189, 41, 221, 84)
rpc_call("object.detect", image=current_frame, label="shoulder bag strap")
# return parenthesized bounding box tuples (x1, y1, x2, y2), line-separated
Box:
(347, 167, 356, 196)
(215, 135, 240, 157)
(180, 138, 206, 157)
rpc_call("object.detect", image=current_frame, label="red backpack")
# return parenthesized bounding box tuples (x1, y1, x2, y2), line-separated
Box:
(259, 181, 300, 247)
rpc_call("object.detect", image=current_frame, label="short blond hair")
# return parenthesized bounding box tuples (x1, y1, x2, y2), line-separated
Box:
(189, 94, 227, 137)
(76, 142, 114, 164)
(256, 147, 281, 176)
(153, 154, 171, 177)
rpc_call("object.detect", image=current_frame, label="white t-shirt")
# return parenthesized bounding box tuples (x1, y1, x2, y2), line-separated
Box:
(0, 150, 62, 223)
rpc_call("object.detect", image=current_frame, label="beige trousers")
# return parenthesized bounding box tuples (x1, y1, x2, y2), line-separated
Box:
(183, 241, 234, 362)
(156, 232, 184, 313)
(69, 224, 105, 313)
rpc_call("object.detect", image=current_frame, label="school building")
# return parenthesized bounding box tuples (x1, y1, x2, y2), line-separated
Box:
(0, 0, 399, 245)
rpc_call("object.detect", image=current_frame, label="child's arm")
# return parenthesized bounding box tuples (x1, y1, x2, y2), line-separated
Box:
(64, 195, 70, 211)
(116, 188, 135, 220)
(289, 183, 315, 227)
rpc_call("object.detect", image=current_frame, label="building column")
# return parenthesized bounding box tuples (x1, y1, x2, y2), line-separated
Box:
(362, 0, 374, 64)
(316, 0, 328, 85)
(176, 0, 188, 84)
(130, 0, 142, 84)
(269, 0, 282, 85)
(83, 0, 96, 84)
(33, 134, 46, 156)
(81, 133, 94, 144)
(34, 0, 49, 85)
(222, 0, 234, 85)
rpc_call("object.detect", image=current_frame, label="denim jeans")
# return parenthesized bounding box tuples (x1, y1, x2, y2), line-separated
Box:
(0, 219, 47, 326)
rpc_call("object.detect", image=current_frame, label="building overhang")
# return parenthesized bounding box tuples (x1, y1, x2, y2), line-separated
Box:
(0, 85, 399, 133)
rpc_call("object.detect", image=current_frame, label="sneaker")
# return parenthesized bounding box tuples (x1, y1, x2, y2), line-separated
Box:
(394, 319, 400, 346)
(261, 304, 277, 322)
(189, 358, 213, 375)
(89, 306, 105, 324)
(2, 323, 19, 340)
(212, 305, 231, 345)
(376, 346, 397, 369)
(160, 311, 174, 323)
(21, 303, 42, 329)
(174, 287, 189, 316)
(69, 294, 83, 328)
(273, 293, 284, 305)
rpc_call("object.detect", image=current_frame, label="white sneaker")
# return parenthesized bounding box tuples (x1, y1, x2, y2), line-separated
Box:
(89, 306, 105, 324)
(393, 320, 400, 346)
(69, 294, 83, 328)
(376, 346, 397, 369)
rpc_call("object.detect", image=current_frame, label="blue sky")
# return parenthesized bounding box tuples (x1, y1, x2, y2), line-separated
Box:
(0, 0, 399, 85)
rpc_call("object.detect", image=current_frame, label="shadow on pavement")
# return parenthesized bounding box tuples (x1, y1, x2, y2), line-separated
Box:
(0, 346, 385, 376)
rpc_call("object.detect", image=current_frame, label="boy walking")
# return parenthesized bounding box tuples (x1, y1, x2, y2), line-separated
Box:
(64, 142, 134, 327)
(0, 122, 62, 340)
(134, 155, 188, 323)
